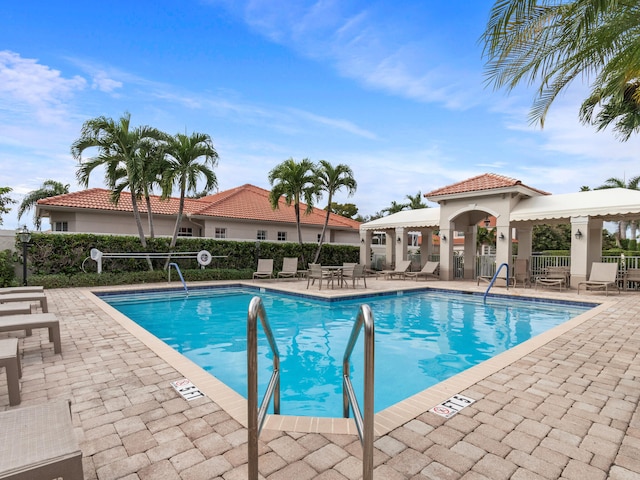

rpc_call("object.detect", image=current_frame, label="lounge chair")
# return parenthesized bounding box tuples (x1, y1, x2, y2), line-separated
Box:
(0, 292, 48, 312)
(252, 259, 274, 280)
(0, 302, 32, 316)
(0, 337, 21, 406)
(535, 266, 570, 291)
(0, 286, 44, 295)
(342, 264, 367, 288)
(306, 264, 335, 290)
(277, 257, 299, 279)
(405, 261, 439, 281)
(0, 313, 62, 354)
(0, 399, 84, 480)
(578, 262, 620, 296)
(379, 260, 411, 280)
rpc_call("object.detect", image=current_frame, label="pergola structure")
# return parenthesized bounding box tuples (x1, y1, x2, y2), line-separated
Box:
(360, 173, 640, 288)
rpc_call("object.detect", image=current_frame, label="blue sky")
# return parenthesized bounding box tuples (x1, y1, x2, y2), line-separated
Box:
(2, 0, 640, 230)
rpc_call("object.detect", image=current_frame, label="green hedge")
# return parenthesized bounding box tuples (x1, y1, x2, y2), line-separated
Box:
(18, 233, 359, 287)
(0, 249, 16, 287)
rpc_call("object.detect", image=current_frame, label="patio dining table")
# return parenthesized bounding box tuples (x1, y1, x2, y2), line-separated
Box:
(321, 265, 344, 289)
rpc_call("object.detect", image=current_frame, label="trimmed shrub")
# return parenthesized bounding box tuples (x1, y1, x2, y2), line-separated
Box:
(0, 249, 16, 287)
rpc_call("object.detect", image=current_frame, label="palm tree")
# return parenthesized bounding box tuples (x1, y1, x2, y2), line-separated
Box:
(596, 175, 640, 247)
(162, 132, 218, 253)
(18, 180, 70, 230)
(382, 200, 408, 216)
(580, 80, 640, 141)
(0, 187, 15, 225)
(482, 1, 639, 127)
(312, 160, 357, 263)
(268, 158, 318, 266)
(405, 191, 427, 210)
(72, 112, 165, 256)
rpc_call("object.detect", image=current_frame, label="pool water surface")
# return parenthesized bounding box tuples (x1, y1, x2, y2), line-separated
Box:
(100, 287, 592, 417)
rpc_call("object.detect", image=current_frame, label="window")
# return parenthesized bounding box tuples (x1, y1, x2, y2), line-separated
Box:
(215, 228, 227, 239)
(317, 233, 322, 242)
(257, 230, 267, 241)
(277, 231, 287, 241)
(178, 227, 193, 237)
(53, 221, 68, 232)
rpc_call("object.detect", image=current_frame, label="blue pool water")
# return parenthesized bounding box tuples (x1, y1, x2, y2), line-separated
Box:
(100, 287, 592, 417)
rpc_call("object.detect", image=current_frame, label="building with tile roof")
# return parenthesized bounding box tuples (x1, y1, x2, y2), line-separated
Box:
(36, 184, 360, 244)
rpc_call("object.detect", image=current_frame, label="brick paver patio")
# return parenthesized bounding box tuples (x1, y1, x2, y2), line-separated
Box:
(1, 280, 640, 479)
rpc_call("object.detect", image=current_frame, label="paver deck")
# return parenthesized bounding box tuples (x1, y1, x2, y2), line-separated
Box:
(1, 278, 639, 479)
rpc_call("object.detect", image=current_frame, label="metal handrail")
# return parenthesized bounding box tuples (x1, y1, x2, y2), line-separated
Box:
(343, 304, 374, 480)
(168, 263, 188, 294)
(247, 296, 280, 480)
(483, 262, 510, 302)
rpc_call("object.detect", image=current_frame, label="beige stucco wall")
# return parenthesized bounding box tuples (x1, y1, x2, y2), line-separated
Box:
(47, 210, 360, 244)
(0, 229, 16, 252)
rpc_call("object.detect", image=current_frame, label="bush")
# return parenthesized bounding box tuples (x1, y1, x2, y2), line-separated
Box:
(0, 249, 16, 287)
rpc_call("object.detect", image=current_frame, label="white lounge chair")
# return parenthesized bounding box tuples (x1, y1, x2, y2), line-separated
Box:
(253, 259, 274, 280)
(405, 261, 439, 281)
(0, 313, 62, 354)
(379, 260, 411, 280)
(578, 262, 620, 296)
(0, 286, 44, 295)
(277, 257, 299, 279)
(0, 338, 21, 406)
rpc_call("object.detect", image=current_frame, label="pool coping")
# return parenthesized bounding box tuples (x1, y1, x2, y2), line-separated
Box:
(83, 281, 611, 436)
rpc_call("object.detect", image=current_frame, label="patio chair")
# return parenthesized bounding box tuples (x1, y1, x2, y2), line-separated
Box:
(405, 261, 439, 281)
(513, 258, 531, 288)
(277, 257, 299, 279)
(252, 259, 274, 280)
(578, 262, 620, 296)
(0, 313, 62, 354)
(535, 266, 570, 291)
(0, 292, 48, 312)
(342, 264, 367, 288)
(379, 260, 411, 280)
(306, 264, 335, 290)
(0, 399, 84, 480)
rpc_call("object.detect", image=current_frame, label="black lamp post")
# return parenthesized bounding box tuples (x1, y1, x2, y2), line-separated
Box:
(17, 225, 31, 286)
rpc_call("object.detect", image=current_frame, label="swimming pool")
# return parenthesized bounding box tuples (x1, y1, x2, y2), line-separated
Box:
(100, 286, 592, 417)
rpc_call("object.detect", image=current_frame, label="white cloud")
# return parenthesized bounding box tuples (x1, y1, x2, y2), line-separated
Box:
(91, 72, 123, 93)
(0, 50, 86, 124)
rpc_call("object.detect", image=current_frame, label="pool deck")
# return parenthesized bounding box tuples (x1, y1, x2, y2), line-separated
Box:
(1, 277, 640, 479)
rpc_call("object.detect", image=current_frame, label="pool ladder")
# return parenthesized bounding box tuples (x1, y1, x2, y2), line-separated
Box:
(168, 263, 188, 294)
(483, 262, 510, 303)
(343, 304, 375, 480)
(247, 297, 281, 480)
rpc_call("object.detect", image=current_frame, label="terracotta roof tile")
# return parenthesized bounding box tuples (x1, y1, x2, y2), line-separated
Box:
(37, 185, 361, 230)
(425, 173, 549, 197)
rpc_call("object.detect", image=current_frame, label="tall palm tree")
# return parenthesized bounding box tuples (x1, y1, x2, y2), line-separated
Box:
(596, 175, 640, 247)
(382, 200, 408, 216)
(72, 112, 165, 255)
(312, 160, 357, 263)
(18, 180, 70, 230)
(580, 80, 640, 141)
(405, 191, 427, 210)
(268, 158, 318, 266)
(482, 0, 639, 127)
(162, 132, 218, 253)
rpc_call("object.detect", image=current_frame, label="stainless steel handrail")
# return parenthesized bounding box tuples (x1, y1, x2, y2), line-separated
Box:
(247, 296, 281, 480)
(343, 304, 374, 480)
(168, 262, 188, 294)
(483, 262, 510, 303)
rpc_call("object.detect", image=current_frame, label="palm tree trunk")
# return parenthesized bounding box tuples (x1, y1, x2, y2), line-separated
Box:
(295, 203, 306, 266)
(144, 190, 155, 239)
(313, 195, 332, 264)
(130, 192, 153, 270)
(165, 184, 185, 269)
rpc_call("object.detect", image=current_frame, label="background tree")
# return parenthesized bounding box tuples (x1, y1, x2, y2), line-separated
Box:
(312, 160, 357, 263)
(532, 224, 571, 252)
(328, 202, 358, 219)
(72, 112, 165, 262)
(0, 187, 15, 225)
(161, 132, 218, 254)
(268, 158, 318, 266)
(580, 80, 640, 141)
(595, 175, 640, 248)
(405, 191, 428, 209)
(18, 180, 70, 230)
(483, 1, 639, 127)
(382, 200, 408, 216)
